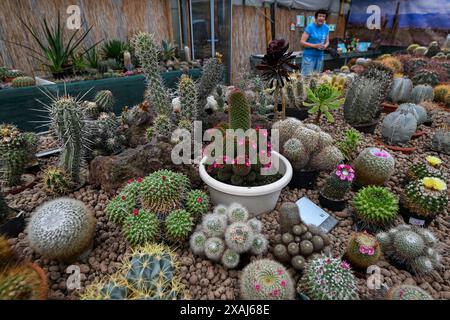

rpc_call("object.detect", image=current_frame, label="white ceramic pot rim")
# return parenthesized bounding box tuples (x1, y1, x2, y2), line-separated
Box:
(199, 151, 293, 197)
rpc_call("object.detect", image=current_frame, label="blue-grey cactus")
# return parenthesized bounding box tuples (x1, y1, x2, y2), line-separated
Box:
(389, 77, 413, 104)
(397, 103, 428, 125)
(381, 109, 417, 146)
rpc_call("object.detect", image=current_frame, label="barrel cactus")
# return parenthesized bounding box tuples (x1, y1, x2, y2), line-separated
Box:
(27, 198, 96, 261)
(407, 156, 445, 181)
(401, 177, 448, 219)
(413, 46, 428, 56)
(397, 103, 428, 125)
(410, 85, 434, 104)
(381, 109, 417, 146)
(389, 77, 413, 103)
(353, 186, 399, 230)
(164, 209, 194, 241)
(123, 209, 160, 246)
(178, 74, 199, 121)
(430, 131, 450, 154)
(433, 84, 450, 103)
(302, 255, 359, 300)
(386, 285, 433, 300)
(345, 232, 381, 269)
(42, 167, 73, 195)
(94, 90, 115, 112)
(240, 259, 295, 300)
(412, 69, 439, 87)
(185, 190, 209, 218)
(11, 76, 36, 88)
(376, 226, 441, 275)
(353, 147, 395, 186)
(407, 44, 420, 54)
(321, 164, 354, 201)
(225, 222, 254, 253)
(0, 263, 47, 300)
(360, 62, 393, 101)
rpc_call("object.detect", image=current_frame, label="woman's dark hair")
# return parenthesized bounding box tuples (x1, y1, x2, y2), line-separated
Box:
(315, 9, 328, 19)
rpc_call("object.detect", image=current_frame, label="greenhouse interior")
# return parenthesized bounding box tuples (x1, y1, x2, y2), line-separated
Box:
(0, 0, 450, 303)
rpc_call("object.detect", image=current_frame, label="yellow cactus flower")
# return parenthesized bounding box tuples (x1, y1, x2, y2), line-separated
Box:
(422, 177, 447, 191)
(426, 156, 442, 167)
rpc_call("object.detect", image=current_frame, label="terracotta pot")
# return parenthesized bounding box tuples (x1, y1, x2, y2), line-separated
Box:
(411, 131, 426, 140)
(381, 102, 398, 113)
(376, 139, 417, 154)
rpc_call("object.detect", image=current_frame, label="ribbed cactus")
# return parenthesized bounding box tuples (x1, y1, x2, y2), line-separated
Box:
(408, 157, 445, 181)
(412, 69, 439, 87)
(197, 57, 224, 107)
(407, 44, 420, 54)
(49, 96, 88, 183)
(386, 285, 433, 300)
(132, 32, 170, 116)
(82, 244, 189, 300)
(353, 186, 399, 230)
(344, 76, 383, 126)
(279, 202, 301, 233)
(381, 109, 417, 146)
(353, 147, 395, 186)
(0, 124, 33, 186)
(42, 167, 73, 195)
(376, 226, 441, 275)
(345, 232, 381, 269)
(240, 259, 295, 300)
(123, 209, 159, 246)
(27, 198, 96, 261)
(94, 90, 115, 112)
(413, 46, 428, 56)
(165, 209, 194, 241)
(361, 62, 393, 101)
(397, 103, 428, 125)
(0, 264, 47, 300)
(302, 255, 359, 300)
(433, 84, 450, 103)
(430, 131, 450, 154)
(401, 177, 448, 219)
(410, 85, 434, 104)
(11, 76, 36, 88)
(185, 190, 209, 217)
(228, 90, 251, 131)
(321, 164, 354, 200)
(389, 77, 413, 104)
(178, 75, 199, 121)
(152, 114, 172, 138)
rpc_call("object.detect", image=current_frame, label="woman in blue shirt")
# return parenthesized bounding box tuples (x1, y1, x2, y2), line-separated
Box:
(300, 9, 330, 76)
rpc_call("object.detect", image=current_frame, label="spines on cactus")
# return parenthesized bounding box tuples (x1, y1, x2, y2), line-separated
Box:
(0, 263, 47, 300)
(345, 232, 381, 269)
(178, 75, 199, 121)
(224, 222, 254, 253)
(189, 232, 207, 255)
(353, 147, 395, 187)
(42, 167, 73, 195)
(11, 76, 36, 88)
(123, 209, 159, 246)
(185, 190, 209, 217)
(165, 209, 194, 241)
(94, 90, 115, 112)
(321, 164, 354, 200)
(228, 89, 251, 131)
(386, 285, 433, 300)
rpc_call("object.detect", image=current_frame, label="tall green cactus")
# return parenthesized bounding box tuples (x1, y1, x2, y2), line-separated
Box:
(178, 75, 198, 121)
(197, 56, 224, 106)
(229, 90, 251, 131)
(49, 96, 88, 183)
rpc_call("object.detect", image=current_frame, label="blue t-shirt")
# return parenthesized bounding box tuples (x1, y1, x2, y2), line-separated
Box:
(303, 23, 329, 57)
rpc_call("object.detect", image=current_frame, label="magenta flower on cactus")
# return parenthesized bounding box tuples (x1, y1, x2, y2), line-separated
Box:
(373, 149, 390, 158)
(358, 245, 375, 256)
(341, 261, 351, 269)
(335, 164, 355, 182)
(255, 284, 261, 291)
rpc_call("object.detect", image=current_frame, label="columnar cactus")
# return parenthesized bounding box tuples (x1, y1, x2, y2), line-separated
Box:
(353, 186, 399, 230)
(353, 147, 395, 186)
(197, 56, 224, 107)
(11, 76, 36, 88)
(94, 90, 115, 112)
(345, 232, 381, 269)
(302, 255, 359, 300)
(178, 75, 199, 121)
(81, 244, 189, 300)
(321, 164, 354, 200)
(433, 84, 450, 104)
(27, 198, 97, 261)
(413, 46, 428, 56)
(410, 85, 434, 104)
(386, 285, 433, 300)
(123, 209, 159, 245)
(240, 259, 295, 300)
(376, 226, 441, 275)
(133, 32, 170, 116)
(228, 90, 251, 131)
(42, 167, 73, 195)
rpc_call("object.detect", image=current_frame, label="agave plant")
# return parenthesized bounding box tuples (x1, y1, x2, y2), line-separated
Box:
(303, 83, 345, 123)
(160, 40, 177, 62)
(256, 39, 299, 119)
(101, 40, 128, 66)
(10, 13, 99, 78)
(84, 46, 100, 69)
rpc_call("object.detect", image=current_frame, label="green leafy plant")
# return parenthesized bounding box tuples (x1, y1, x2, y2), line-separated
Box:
(303, 83, 345, 123)
(101, 40, 128, 66)
(84, 46, 100, 69)
(160, 40, 177, 62)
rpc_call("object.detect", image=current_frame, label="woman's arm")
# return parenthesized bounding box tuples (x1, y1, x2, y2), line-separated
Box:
(323, 35, 330, 49)
(300, 32, 319, 49)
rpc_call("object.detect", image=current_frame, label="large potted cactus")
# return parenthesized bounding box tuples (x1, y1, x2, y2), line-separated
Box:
(343, 76, 383, 133)
(199, 89, 293, 216)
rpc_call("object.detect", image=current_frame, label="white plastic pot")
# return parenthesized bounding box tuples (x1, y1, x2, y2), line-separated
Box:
(199, 151, 293, 217)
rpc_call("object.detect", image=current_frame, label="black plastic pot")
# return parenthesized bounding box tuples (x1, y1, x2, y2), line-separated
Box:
(285, 107, 310, 121)
(289, 169, 318, 190)
(0, 212, 25, 238)
(319, 192, 347, 211)
(352, 122, 378, 134)
(399, 203, 435, 227)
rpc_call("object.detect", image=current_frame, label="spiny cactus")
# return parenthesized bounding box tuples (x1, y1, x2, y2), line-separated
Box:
(81, 244, 189, 300)
(410, 85, 434, 104)
(433, 84, 450, 103)
(360, 62, 393, 102)
(178, 75, 199, 121)
(227, 203, 249, 223)
(337, 128, 361, 162)
(197, 57, 224, 107)
(225, 222, 254, 253)
(345, 232, 381, 269)
(247, 218, 262, 233)
(386, 285, 433, 300)
(353, 147, 395, 187)
(140, 170, 190, 214)
(321, 164, 354, 201)
(165, 209, 194, 241)
(201, 213, 227, 237)
(27, 198, 96, 262)
(94, 90, 115, 112)
(11, 76, 36, 88)
(189, 232, 207, 255)
(0, 235, 14, 269)
(407, 157, 445, 181)
(401, 177, 448, 219)
(240, 259, 295, 300)
(185, 190, 209, 217)
(302, 255, 359, 300)
(123, 209, 159, 246)
(353, 186, 399, 230)
(376, 226, 441, 275)
(412, 69, 439, 87)
(228, 90, 251, 131)
(379, 56, 402, 74)
(407, 44, 420, 54)
(204, 237, 225, 261)
(42, 167, 73, 195)
(221, 249, 240, 269)
(152, 114, 172, 138)
(250, 234, 268, 255)
(0, 263, 47, 300)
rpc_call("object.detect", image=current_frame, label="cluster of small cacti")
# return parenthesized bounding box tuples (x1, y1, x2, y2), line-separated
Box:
(273, 118, 344, 171)
(386, 285, 433, 300)
(0, 124, 36, 186)
(105, 171, 209, 245)
(321, 164, 354, 201)
(344, 232, 381, 269)
(42, 166, 73, 195)
(301, 255, 359, 300)
(353, 147, 395, 186)
(26, 198, 97, 262)
(407, 156, 445, 181)
(11, 76, 36, 88)
(81, 244, 189, 300)
(273, 202, 331, 271)
(401, 177, 448, 219)
(376, 225, 441, 275)
(353, 186, 399, 230)
(190, 204, 268, 269)
(239, 259, 295, 300)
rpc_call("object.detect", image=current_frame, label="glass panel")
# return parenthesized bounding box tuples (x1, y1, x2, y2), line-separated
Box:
(214, 0, 231, 82)
(191, 0, 212, 60)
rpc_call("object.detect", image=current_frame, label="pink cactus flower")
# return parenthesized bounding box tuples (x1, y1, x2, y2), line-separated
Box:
(137, 177, 143, 183)
(133, 209, 139, 216)
(280, 280, 287, 288)
(255, 284, 261, 291)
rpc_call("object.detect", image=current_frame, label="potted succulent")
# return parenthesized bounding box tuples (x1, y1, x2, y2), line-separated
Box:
(407, 156, 445, 183)
(199, 89, 292, 216)
(273, 118, 344, 189)
(304, 82, 345, 124)
(319, 164, 355, 211)
(283, 73, 309, 120)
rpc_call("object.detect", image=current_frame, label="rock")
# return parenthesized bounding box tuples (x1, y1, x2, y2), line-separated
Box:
(200, 278, 209, 287)
(403, 278, 417, 286)
(89, 142, 201, 194)
(189, 274, 198, 285)
(432, 282, 442, 291)
(79, 264, 90, 274)
(50, 272, 61, 281)
(206, 268, 215, 280)
(441, 292, 450, 300)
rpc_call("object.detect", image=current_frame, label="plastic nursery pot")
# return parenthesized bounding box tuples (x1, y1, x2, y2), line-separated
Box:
(289, 168, 318, 190)
(381, 102, 398, 114)
(375, 139, 417, 154)
(352, 122, 378, 134)
(199, 151, 293, 217)
(285, 107, 310, 121)
(318, 192, 347, 212)
(0, 211, 25, 238)
(399, 203, 435, 228)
